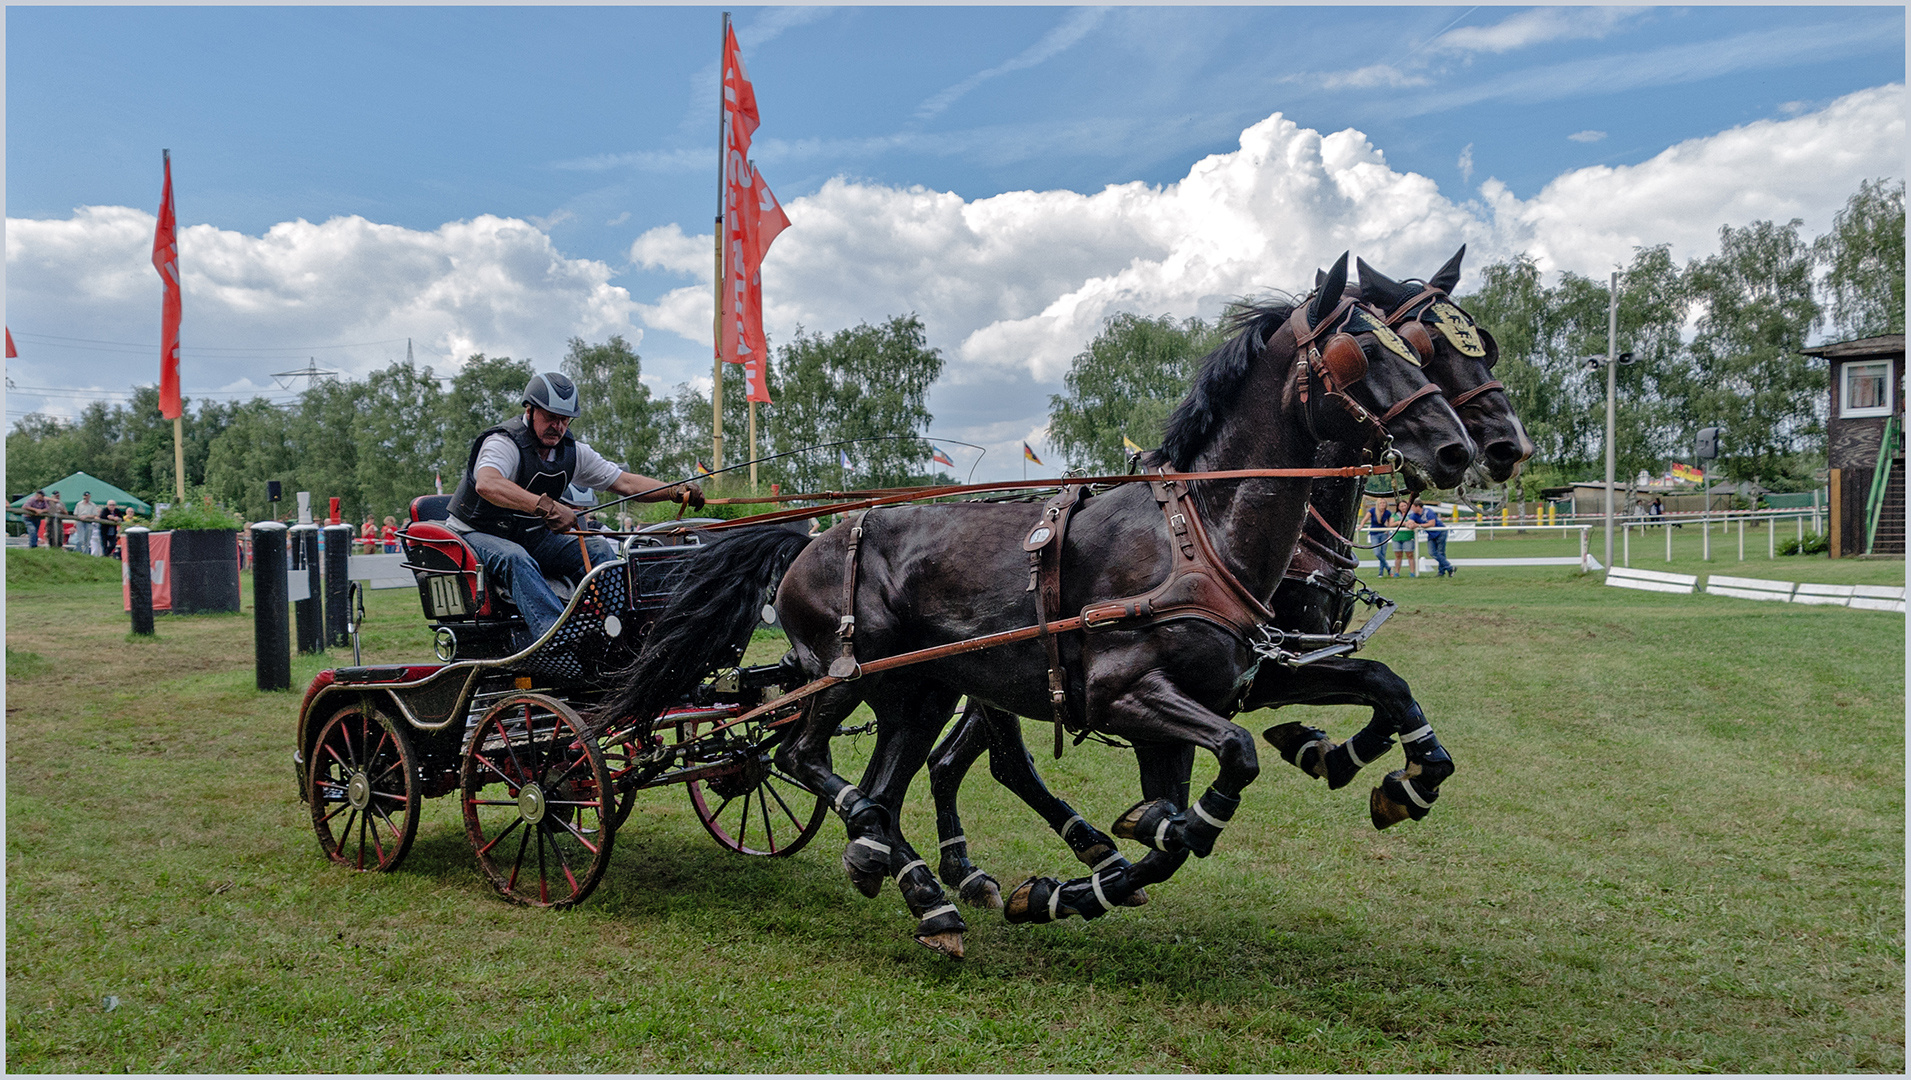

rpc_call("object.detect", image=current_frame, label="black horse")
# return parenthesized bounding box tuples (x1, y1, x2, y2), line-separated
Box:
(600, 253, 1473, 958)
(924, 247, 1536, 915)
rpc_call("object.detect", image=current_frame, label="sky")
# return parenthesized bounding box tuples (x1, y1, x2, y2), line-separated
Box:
(5, 5, 1906, 480)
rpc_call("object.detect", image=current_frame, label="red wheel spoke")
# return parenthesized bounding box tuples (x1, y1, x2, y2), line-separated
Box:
(475, 815, 523, 858)
(548, 813, 602, 856)
(471, 751, 518, 789)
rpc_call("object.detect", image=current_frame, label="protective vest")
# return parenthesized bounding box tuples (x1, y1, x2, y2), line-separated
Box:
(449, 415, 578, 537)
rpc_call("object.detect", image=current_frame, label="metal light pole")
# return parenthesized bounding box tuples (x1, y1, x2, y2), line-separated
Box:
(1603, 271, 1619, 572)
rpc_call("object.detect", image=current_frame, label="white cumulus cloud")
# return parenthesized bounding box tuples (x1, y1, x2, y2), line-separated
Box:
(5, 210, 642, 414)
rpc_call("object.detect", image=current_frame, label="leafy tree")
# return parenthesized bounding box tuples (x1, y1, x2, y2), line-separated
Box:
(203, 399, 298, 522)
(759, 315, 945, 491)
(1461, 246, 1691, 486)
(1047, 312, 1223, 474)
(1682, 219, 1823, 485)
(356, 361, 446, 519)
(1815, 178, 1905, 340)
(438, 354, 535, 473)
(561, 335, 660, 474)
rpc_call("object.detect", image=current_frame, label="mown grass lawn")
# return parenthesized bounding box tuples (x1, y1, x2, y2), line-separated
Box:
(5, 546, 1903, 1072)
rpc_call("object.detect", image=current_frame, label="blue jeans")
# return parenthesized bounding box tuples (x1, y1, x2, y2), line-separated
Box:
(462, 526, 617, 642)
(1369, 530, 1389, 572)
(1428, 532, 1452, 574)
(24, 520, 39, 548)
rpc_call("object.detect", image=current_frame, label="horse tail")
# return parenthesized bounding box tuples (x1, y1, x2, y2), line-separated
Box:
(596, 524, 815, 727)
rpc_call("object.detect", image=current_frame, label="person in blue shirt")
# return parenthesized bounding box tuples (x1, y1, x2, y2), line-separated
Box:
(1410, 497, 1454, 577)
(1362, 498, 1394, 576)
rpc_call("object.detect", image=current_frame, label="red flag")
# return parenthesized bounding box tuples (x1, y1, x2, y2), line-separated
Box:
(716, 24, 789, 405)
(153, 152, 182, 420)
(5, 328, 15, 358)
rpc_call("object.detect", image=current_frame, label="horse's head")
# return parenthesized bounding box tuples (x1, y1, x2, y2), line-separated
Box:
(1356, 247, 1535, 483)
(1286, 253, 1474, 491)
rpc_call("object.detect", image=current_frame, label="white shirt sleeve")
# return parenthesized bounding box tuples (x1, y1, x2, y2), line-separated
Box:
(569, 440, 624, 491)
(472, 433, 521, 481)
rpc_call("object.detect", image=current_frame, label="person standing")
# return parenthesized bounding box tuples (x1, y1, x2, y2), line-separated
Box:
(1391, 497, 1417, 578)
(73, 492, 101, 556)
(359, 515, 379, 553)
(1363, 498, 1394, 576)
(380, 517, 399, 553)
(46, 491, 68, 548)
(99, 500, 124, 558)
(1412, 497, 1453, 577)
(21, 490, 48, 548)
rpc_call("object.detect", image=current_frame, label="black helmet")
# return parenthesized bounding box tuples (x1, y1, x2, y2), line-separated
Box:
(522, 372, 581, 418)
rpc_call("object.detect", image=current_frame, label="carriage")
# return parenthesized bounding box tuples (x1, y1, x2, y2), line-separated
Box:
(292, 493, 826, 908)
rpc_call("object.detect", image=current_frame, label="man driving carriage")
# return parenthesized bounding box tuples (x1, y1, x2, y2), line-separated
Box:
(447, 371, 703, 645)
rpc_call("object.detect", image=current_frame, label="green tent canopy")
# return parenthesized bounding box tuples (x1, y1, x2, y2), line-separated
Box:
(9, 472, 154, 519)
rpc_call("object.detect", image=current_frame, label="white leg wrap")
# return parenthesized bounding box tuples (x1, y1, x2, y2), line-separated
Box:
(1153, 818, 1172, 850)
(938, 834, 967, 850)
(1048, 883, 1063, 920)
(1092, 852, 1124, 872)
(1399, 724, 1433, 744)
(1302, 737, 1332, 770)
(1059, 814, 1085, 839)
(1090, 871, 1111, 912)
(1341, 738, 1366, 768)
(833, 785, 863, 812)
(1400, 778, 1432, 809)
(1189, 798, 1228, 830)
(895, 858, 927, 881)
(959, 868, 989, 890)
(919, 903, 958, 921)
(851, 836, 891, 855)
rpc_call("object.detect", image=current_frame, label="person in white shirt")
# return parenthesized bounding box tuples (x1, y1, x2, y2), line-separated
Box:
(445, 372, 702, 646)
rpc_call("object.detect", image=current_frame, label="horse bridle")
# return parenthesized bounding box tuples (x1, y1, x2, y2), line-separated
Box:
(1283, 294, 1447, 451)
(1379, 286, 1506, 413)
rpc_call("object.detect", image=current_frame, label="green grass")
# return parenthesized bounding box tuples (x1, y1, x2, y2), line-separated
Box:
(5, 550, 1903, 1071)
(6, 546, 126, 586)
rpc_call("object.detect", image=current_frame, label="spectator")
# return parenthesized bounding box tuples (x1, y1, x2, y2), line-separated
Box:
(99, 500, 123, 558)
(359, 515, 379, 554)
(46, 491, 68, 548)
(1363, 498, 1394, 576)
(1411, 497, 1453, 577)
(381, 516, 399, 553)
(1391, 497, 1417, 578)
(21, 490, 48, 548)
(1649, 497, 1665, 523)
(73, 493, 101, 555)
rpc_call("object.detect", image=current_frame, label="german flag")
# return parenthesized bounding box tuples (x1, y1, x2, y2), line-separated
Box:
(1023, 442, 1043, 466)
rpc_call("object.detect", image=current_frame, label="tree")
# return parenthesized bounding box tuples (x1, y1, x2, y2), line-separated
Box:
(1047, 312, 1223, 474)
(1461, 247, 1691, 487)
(1682, 219, 1824, 485)
(355, 361, 445, 519)
(1815, 178, 1905, 340)
(760, 315, 945, 490)
(438, 354, 535, 473)
(561, 336, 660, 474)
(203, 399, 298, 522)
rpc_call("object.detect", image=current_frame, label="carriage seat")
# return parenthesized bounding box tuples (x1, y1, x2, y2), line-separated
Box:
(400, 494, 591, 622)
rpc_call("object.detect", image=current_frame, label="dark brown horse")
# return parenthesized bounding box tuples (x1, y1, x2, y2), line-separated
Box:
(924, 246, 1535, 916)
(602, 253, 1473, 957)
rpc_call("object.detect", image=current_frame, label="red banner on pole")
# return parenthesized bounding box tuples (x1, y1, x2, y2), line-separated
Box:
(5, 328, 16, 358)
(153, 152, 182, 419)
(717, 25, 789, 404)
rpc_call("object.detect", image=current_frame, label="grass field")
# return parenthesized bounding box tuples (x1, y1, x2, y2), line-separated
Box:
(6, 546, 1904, 1071)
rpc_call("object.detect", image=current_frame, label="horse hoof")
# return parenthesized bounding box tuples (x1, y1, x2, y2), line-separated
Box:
(1111, 799, 1184, 852)
(1369, 783, 1413, 831)
(960, 874, 1004, 911)
(1003, 878, 1039, 924)
(1118, 886, 1148, 908)
(914, 930, 965, 960)
(1264, 722, 1331, 779)
(842, 847, 888, 898)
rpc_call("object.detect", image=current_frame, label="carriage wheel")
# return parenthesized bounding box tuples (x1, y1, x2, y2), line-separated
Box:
(598, 721, 665, 830)
(460, 693, 614, 908)
(679, 716, 827, 857)
(307, 704, 420, 872)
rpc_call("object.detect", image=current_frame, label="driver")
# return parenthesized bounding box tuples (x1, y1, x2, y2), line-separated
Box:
(447, 371, 703, 645)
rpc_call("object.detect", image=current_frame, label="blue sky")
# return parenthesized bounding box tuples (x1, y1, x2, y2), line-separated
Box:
(6, 6, 1905, 475)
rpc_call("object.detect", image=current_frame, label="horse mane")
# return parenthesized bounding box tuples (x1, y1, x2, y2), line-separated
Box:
(1155, 296, 1298, 470)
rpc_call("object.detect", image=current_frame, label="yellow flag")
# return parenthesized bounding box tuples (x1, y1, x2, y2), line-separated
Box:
(1122, 435, 1143, 454)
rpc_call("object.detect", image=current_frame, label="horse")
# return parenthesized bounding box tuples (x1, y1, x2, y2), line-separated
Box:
(924, 247, 1537, 915)
(600, 252, 1474, 958)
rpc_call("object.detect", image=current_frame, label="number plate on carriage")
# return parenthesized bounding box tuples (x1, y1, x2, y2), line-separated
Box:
(427, 574, 468, 617)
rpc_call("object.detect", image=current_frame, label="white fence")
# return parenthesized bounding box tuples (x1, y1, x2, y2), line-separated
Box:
(1605, 569, 1903, 612)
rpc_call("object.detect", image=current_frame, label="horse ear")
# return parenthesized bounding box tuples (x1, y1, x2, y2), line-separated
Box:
(1312, 252, 1350, 326)
(1429, 245, 1467, 294)
(1357, 258, 1412, 309)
